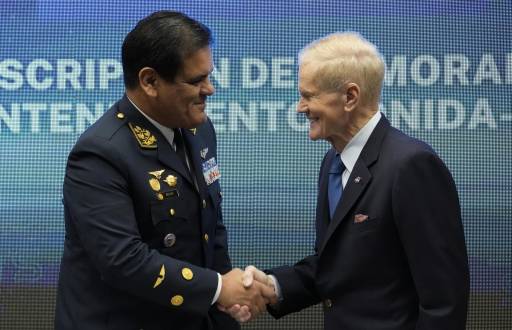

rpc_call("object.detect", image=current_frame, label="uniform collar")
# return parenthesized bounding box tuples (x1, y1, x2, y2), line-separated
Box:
(127, 96, 176, 148)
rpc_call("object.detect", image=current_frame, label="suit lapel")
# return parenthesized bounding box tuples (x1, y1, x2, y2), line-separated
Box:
(318, 115, 391, 255)
(319, 162, 372, 254)
(315, 150, 334, 251)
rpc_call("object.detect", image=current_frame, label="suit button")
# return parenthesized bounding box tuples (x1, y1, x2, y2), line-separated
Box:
(204, 234, 209, 242)
(202, 199, 207, 208)
(169, 208, 175, 216)
(324, 299, 333, 308)
(163, 233, 176, 247)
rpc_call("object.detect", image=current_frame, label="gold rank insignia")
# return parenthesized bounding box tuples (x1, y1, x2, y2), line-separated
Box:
(163, 175, 177, 187)
(153, 265, 166, 288)
(189, 128, 197, 135)
(129, 122, 157, 149)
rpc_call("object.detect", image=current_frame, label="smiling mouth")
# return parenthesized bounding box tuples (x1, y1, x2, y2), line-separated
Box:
(308, 116, 318, 124)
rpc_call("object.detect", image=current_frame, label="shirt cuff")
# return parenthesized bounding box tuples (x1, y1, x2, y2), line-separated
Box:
(268, 274, 283, 302)
(211, 273, 222, 305)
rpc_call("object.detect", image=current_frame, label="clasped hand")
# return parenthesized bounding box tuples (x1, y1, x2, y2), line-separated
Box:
(217, 265, 276, 322)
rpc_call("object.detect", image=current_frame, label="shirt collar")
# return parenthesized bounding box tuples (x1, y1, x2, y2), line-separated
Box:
(339, 111, 381, 174)
(127, 96, 175, 147)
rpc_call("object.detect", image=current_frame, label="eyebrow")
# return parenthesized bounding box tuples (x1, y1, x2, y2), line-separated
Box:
(299, 89, 314, 97)
(186, 68, 214, 82)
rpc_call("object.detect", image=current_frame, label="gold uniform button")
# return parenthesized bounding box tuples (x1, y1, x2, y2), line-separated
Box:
(171, 295, 184, 306)
(202, 199, 207, 208)
(169, 209, 175, 216)
(157, 193, 164, 201)
(182, 268, 194, 280)
(204, 234, 209, 242)
(116, 112, 125, 119)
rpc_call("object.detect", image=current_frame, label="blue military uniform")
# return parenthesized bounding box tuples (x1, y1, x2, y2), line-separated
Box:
(55, 95, 239, 330)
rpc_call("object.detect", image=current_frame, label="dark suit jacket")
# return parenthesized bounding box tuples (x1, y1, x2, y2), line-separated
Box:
(269, 115, 469, 330)
(55, 96, 239, 330)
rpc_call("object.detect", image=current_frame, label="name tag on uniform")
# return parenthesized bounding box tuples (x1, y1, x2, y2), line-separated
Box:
(202, 157, 221, 185)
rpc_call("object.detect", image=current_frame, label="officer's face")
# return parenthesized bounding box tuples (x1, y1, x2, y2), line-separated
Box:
(154, 47, 215, 128)
(297, 64, 349, 145)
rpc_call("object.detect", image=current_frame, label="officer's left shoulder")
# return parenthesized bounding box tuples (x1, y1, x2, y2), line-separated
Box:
(191, 117, 216, 141)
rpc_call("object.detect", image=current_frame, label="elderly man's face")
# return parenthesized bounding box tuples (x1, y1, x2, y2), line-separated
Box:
(297, 64, 348, 144)
(152, 47, 215, 128)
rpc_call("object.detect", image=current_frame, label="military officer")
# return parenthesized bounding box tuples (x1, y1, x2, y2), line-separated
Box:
(54, 11, 275, 330)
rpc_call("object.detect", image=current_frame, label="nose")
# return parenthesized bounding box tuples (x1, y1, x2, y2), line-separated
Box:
(201, 78, 215, 96)
(297, 100, 308, 113)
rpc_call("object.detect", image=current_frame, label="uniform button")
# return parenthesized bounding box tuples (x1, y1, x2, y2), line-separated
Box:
(171, 295, 184, 306)
(157, 193, 164, 201)
(163, 233, 176, 247)
(202, 199, 207, 208)
(181, 268, 194, 280)
(204, 234, 209, 242)
(169, 209, 175, 216)
(324, 299, 333, 308)
(116, 112, 125, 119)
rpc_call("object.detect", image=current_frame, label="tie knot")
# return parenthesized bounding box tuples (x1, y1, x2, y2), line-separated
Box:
(329, 154, 345, 174)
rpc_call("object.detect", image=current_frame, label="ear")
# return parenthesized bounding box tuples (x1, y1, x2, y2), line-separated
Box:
(138, 67, 159, 97)
(344, 83, 360, 112)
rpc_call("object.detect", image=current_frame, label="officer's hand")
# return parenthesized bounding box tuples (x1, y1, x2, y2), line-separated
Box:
(217, 268, 276, 320)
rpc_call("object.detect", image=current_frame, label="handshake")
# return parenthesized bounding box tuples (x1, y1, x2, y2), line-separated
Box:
(217, 265, 278, 323)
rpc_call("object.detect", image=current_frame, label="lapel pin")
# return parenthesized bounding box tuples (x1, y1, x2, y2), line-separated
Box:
(354, 176, 362, 183)
(200, 148, 209, 159)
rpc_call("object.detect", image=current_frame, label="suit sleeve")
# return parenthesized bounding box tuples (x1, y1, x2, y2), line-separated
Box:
(267, 254, 322, 318)
(393, 150, 469, 329)
(63, 136, 218, 317)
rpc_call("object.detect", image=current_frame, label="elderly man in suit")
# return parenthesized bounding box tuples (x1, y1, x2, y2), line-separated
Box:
(54, 11, 275, 330)
(226, 32, 469, 330)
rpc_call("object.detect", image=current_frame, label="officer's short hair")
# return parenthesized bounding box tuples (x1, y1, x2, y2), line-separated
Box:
(122, 11, 212, 89)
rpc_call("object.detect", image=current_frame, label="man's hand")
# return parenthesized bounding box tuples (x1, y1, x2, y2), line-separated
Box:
(218, 266, 277, 323)
(217, 268, 276, 319)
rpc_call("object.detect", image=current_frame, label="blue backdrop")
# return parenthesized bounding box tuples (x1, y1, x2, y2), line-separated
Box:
(0, 1, 510, 329)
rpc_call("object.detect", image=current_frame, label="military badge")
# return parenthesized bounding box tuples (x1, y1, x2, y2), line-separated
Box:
(149, 178, 161, 191)
(164, 175, 177, 187)
(129, 122, 157, 148)
(149, 169, 165, 180)
(202, 157, 221, 185)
